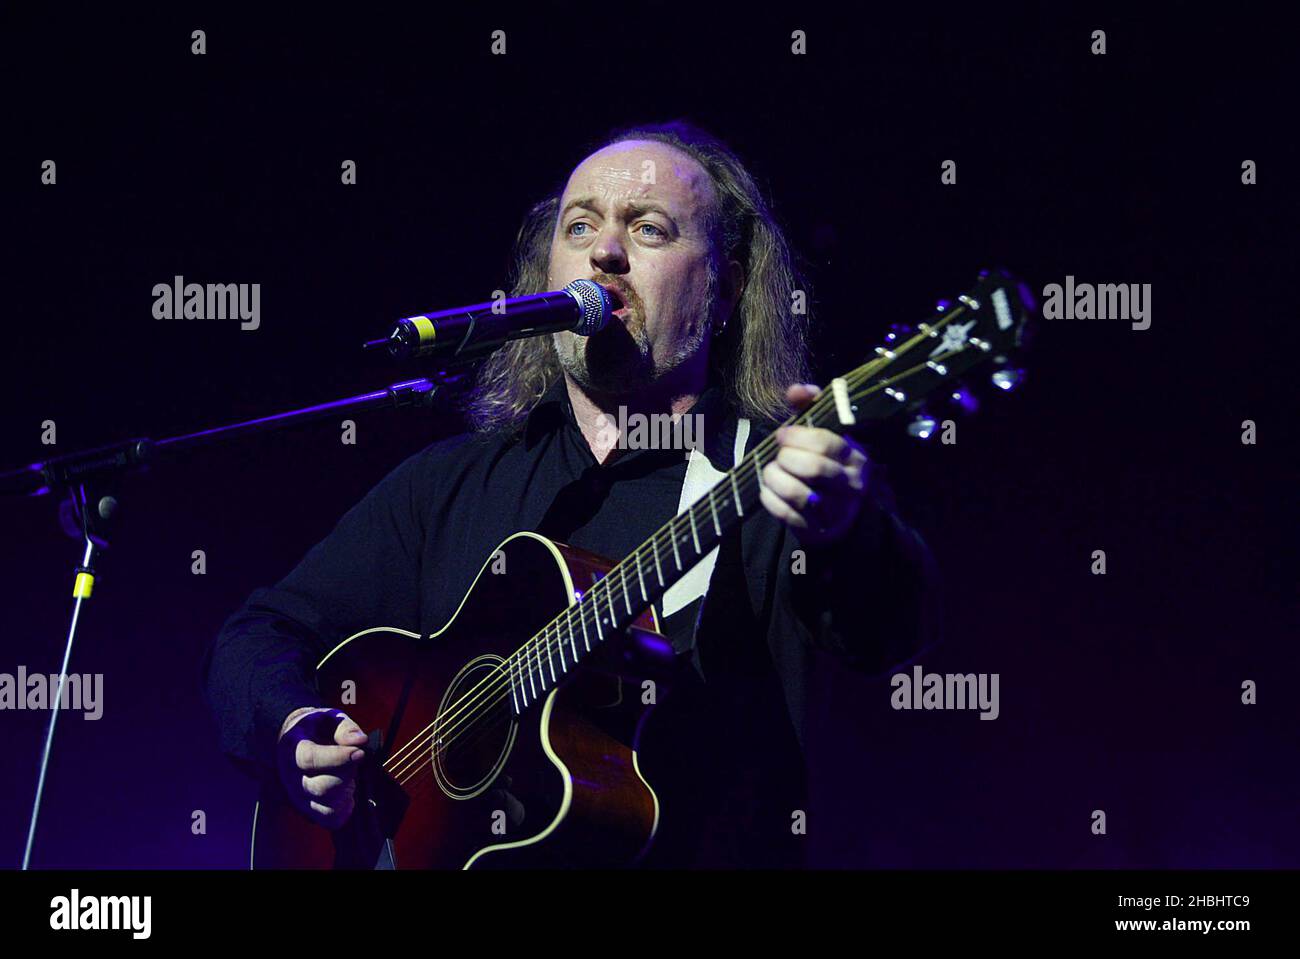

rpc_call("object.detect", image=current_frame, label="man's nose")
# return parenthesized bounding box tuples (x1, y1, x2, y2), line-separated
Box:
(590, 229, 629, 274)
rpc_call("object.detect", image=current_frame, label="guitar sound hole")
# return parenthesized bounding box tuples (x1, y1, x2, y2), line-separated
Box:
(432, 656, 518, 800)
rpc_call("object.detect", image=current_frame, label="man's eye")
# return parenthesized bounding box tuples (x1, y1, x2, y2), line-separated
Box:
(567, 222, 591, 237)
(636, 223, 666, 238)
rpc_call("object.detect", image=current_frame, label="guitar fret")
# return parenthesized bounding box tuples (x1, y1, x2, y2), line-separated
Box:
(510, 446, 791, 720)
(510, 451, 789, 715)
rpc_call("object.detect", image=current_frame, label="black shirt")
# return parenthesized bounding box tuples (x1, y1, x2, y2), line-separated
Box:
(201, 376, 938, 867)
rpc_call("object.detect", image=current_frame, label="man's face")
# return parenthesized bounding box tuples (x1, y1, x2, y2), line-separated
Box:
(547, 139, 721, 395)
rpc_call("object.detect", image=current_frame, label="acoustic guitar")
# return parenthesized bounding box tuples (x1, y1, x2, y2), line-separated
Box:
(249, 269, 1034, 869)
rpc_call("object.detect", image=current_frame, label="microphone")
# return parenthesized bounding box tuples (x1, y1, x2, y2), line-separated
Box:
(368, 279, 613, 361)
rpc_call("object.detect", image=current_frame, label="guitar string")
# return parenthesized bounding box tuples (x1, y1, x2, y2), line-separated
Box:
(384, 321, 977, 786)
(400, 703, 519, 797)
(387, 386, 848, 792)
(381, 309, 982, 783)
(383, 378, 863, 786)
(390, 385, 955, 787)
(382, 312, 981, 785)
(383, 688, 516, 798)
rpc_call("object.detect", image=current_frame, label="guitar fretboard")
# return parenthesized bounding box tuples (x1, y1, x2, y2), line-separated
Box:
(497, 271, 1028, 715)
(504, 387, 847, 713)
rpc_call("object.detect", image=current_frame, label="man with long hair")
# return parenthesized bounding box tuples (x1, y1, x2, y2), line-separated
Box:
(204, 120, 937, 868)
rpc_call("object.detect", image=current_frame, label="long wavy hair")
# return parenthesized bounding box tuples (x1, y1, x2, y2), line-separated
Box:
(465, 120, 811, 432)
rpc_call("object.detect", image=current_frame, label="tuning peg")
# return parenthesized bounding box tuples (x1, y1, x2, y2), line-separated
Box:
(991, 368, 1025, 392)
(906, 413, 938, 440)
(884, 323, 913, 344)
(934, 299, 952, 313)
(949, 386, 979, 413)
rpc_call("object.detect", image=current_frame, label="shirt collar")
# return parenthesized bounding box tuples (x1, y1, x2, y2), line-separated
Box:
(523, 376, 739, 469)
(521, 377, 573, 449)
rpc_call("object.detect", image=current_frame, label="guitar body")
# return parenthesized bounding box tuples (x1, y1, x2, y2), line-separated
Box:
(250, 531, 671, 869)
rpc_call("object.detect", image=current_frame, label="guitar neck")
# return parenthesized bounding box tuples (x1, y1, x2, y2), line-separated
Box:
(505, 383, 863, 713)
(504, 269, 1033, 713)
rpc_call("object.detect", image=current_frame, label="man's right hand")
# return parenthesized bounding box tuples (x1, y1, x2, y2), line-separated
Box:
(276, 706, 369, 829)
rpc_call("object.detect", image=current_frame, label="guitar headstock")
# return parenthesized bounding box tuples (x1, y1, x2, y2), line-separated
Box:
(832, 268, 1035, 436)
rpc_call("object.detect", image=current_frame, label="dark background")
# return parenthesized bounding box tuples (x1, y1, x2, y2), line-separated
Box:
(1, 7, 1294, 868)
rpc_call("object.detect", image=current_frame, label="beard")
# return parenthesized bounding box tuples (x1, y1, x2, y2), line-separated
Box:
(552, 310, 653, 393)
(553, 265, 719, 396)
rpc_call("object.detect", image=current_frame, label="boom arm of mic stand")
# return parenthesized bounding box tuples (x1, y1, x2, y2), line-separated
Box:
(0, 376, 453, 497)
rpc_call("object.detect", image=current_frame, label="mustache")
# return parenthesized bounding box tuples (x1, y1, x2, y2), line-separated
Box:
(590, 274, 640, 315)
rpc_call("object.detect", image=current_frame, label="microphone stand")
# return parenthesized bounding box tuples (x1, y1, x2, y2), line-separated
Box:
(1, 372, 464, 869)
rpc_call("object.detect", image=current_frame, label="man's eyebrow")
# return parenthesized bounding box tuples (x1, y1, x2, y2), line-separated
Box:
(560, 196, 601, 218)
(624, 200, 676, 219)
(559, 196, 678, 220)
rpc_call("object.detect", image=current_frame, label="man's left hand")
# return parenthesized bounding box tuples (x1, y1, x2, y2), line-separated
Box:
(759, 383, 870, 547)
